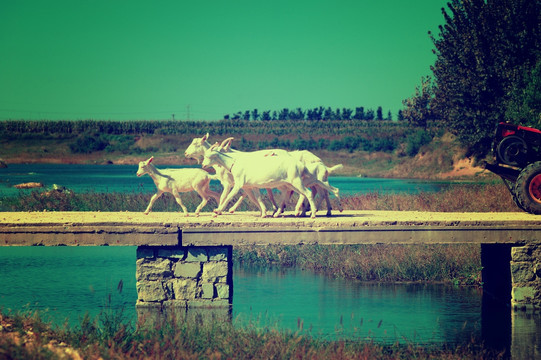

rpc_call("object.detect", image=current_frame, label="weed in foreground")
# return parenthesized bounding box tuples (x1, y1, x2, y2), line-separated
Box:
(0, 308, 504, 360)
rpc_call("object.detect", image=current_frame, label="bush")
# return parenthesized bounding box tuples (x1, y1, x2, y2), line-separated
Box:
(69, 135, 108, 154)
(405, 130, 433, 156)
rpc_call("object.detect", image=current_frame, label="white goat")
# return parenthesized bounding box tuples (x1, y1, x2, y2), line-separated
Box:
(202, 144, 335, 218)
(136, 156, 220, 216)
(220, 139, 343, 216)
(284, 151, 343, 216)
(184, 134, 279, 213)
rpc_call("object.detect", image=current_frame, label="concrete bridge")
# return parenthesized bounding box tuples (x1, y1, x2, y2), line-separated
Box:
(1, 210, 541, 312)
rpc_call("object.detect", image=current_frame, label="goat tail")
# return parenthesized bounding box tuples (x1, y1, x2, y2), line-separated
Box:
(328, 164, 343, 173)
(322, 164, 343, 182)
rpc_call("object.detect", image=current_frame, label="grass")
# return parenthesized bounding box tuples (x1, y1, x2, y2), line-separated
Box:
(234, 243, 482, 285)
(0, 309, 504, 360)
(339, 183, 518, 212)
(0, 183, 519, 213)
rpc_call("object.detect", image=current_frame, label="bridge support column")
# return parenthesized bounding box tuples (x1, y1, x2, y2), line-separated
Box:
(510, 242, 541, 311)
(135, 245, 233, 309)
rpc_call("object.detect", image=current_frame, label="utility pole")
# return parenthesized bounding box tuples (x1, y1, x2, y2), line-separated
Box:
(172, 114, 175, 121)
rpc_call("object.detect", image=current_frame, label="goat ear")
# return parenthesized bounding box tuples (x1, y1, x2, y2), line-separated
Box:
(203, 133, 209, 142)
(148, 156, 154, 163)
(220, 137, 234, 148)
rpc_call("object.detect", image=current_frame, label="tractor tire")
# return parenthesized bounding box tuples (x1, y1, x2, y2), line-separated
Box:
(514, 161, 541, 214)
(496, 135, 528, 167)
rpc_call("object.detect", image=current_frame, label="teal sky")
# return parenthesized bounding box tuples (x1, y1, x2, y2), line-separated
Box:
(0, 0, 448, 121)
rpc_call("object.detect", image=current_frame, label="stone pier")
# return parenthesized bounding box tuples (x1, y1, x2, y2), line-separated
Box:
(511, 241, 541, 311)
(135, 245, 233, 309)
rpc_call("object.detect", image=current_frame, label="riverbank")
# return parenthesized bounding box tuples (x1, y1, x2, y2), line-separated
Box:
(0, 119, 492, 179)
(0, 310, 501, 360)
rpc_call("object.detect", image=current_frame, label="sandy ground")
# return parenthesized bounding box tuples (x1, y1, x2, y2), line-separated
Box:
(2, 210, 541, 228)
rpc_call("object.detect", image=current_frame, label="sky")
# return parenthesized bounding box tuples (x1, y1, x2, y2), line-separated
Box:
(0, 0, 449, 121)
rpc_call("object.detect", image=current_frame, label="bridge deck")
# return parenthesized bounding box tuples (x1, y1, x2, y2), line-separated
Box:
(1, 211, 541, 246)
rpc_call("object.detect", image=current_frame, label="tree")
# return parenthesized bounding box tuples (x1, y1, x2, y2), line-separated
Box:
(323, 107, 335, 120)
(278, 108, 290, 120)
(402, 76, 436, 128)
(353, 107, 365, 120)
(505, 59, 541, 128)
(290, 108, 305, 120)
(251, 109, 260, 121)
(342, 108, 353, 120)
(261, 110, 271, 121)
(376, 106, 383, 120)
(307, 107, 324, 120)
(427, 0, 540, 156)
(365, 109, 375, 120)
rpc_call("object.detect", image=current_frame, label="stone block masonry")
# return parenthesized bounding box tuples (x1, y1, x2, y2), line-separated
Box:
(136, 245, 232, 308)
(510, 242, 541, 311)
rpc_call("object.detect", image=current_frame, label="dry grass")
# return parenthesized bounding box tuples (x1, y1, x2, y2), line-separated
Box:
(0, 182, 518, 213)
(234, 243, 482, 285)
(338, 183, 518, 212)
(0, 310, 502, 360)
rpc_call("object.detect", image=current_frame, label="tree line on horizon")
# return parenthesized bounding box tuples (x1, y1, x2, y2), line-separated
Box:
(223, 106, 405, 122)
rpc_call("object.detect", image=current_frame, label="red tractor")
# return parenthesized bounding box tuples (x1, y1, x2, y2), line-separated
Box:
(485, 122, 541, 214)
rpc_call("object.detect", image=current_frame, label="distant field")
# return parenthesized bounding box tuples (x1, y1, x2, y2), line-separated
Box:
(0, 119, 492, 179)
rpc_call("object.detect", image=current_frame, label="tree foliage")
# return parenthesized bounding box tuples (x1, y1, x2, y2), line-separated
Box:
(409, 0, 541, 157)
(402, 77, 436, 128)
(505, 58, 541, 127)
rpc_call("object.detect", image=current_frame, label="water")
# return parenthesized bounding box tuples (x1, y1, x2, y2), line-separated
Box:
(233, 266, 482, 344)
(0, 247, 482, 344)
(0, 164, 466, 197)
(0, 247, 540, 356)
(0, 247, 137, 323)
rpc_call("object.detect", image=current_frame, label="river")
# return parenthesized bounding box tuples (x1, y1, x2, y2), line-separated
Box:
(0, 163, 471, 197)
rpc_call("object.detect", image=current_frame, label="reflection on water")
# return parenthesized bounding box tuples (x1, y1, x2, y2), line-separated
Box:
(0, 247, 540, 357)
(233, 266, 483, 344)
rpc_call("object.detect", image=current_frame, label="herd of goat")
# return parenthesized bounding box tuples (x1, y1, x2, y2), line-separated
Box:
(136, 134, 343, 218)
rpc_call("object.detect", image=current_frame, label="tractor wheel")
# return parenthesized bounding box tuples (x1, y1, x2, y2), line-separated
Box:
(496, 135, 528, 167)
(514, 161, 541, 214)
